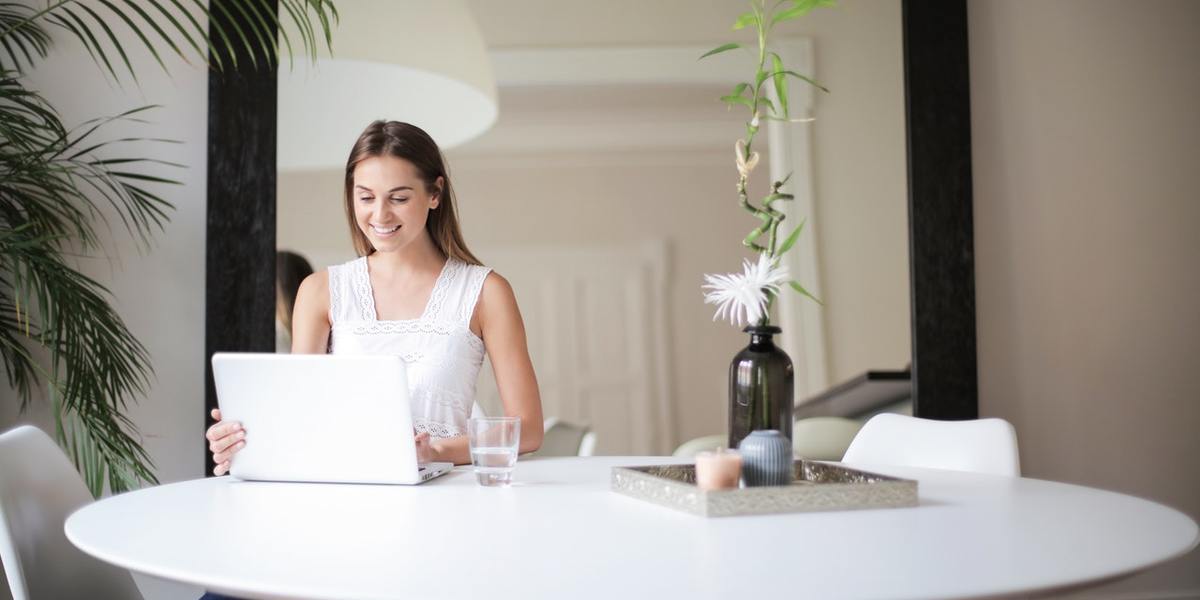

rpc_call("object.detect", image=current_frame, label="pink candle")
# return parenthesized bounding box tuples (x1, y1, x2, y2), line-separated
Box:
(695, 449, 742, 490)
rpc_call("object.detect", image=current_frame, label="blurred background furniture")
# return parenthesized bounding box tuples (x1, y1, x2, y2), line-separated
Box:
(671, 434, 726, 458)
(842, 413, 1021, 476)
(791, 417, 863, 460)
(673, 416, 865, 462)
(0, 426, 143, 600)
(529, 418, 596, 458)
(793, 369, 912, 420)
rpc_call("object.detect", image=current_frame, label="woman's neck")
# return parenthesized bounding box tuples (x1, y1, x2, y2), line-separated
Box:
(367, 234, 445, 280)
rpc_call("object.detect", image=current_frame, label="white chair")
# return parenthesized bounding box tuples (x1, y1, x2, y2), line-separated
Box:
(671, 434, 726, 458)
(842, 413, 1021, 476)
(0, 425, 142, 599)
(792, 417, 864, 461)
(532, 418, 597, 457)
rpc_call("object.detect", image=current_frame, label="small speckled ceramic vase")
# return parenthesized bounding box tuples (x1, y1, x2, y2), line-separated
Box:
(738, 430, 793, 487)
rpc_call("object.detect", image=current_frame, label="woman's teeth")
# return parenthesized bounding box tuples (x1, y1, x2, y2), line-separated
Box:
(371, 224, 400, 234)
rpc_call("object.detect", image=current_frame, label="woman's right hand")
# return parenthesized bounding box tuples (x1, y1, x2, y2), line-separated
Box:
(206, 408, 245, 476)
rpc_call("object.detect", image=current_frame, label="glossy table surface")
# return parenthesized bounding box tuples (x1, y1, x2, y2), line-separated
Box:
(66, 456, 1198, 600)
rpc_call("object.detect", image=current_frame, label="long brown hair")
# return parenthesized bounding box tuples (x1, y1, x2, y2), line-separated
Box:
(343, 120, 482, 265)
(275, 250, 314, 335)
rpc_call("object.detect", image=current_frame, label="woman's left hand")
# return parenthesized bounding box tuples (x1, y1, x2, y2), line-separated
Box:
(414, 431, 435, 464)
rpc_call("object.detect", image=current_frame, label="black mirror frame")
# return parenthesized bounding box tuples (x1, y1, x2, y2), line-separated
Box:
(202, 0, 978, 465)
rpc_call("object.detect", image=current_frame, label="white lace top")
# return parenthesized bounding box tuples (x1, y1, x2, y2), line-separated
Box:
(327, 256, 492, 438)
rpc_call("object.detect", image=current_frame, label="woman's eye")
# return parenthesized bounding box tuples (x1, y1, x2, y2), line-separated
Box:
(358, 196, 373, 202)
(389, 197, 408, 203)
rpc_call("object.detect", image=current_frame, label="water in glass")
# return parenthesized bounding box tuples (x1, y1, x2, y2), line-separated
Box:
(470, 446, 518, 486)
(468, 416, 521, 487)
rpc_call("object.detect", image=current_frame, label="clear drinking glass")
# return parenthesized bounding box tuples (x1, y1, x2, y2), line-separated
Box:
(468, 416, 521, 487)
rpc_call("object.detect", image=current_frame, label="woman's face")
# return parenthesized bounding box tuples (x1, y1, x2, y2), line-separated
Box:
(351, 156, 441, 254)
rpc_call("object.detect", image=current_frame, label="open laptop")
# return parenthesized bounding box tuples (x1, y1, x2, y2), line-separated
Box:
(211, 353, 453, 485)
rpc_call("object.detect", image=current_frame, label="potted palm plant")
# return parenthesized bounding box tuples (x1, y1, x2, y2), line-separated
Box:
(0, 0, 337, 496)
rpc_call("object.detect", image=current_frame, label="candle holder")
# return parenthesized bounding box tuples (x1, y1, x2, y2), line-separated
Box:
(694, 448, 742, 491)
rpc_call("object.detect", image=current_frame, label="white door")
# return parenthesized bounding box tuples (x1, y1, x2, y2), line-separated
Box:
(474, 241, 673, 455)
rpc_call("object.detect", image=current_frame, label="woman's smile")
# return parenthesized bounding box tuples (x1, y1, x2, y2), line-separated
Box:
(370, 223, 400, 236)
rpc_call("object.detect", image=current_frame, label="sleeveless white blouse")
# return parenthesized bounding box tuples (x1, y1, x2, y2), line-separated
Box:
(327, 257, 491, 438)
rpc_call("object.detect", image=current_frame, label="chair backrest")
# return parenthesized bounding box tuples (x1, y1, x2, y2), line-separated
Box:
(842, 414, 1021, 476)
(670, 434, 726, 458)
(0, 426, 142, 600)
(532, 418, 595, 457)
(792, 417, 864, 461)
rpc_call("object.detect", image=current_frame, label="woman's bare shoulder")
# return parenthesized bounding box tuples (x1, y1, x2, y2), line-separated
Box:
(296, 269, 331, 312)
(480, 270, 515, 303)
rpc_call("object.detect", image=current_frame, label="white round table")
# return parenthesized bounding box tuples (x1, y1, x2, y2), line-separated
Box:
(65, 457, 1198, 600)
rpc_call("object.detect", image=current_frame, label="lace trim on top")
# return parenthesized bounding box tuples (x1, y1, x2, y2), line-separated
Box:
(458, 266, 492, 324)
(331, 320, 484, 353)
(423, 260, 462, 321)
(328, 264, 343, 323)
(350, 257, 461, 322)
(352, 258, 375, 321)
(414, 418, 464, 438)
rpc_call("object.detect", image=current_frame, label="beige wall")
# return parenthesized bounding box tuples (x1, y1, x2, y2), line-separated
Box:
(970, 0, 1200, 594)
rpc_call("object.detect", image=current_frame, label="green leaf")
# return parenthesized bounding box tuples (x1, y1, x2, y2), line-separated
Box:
(69, 3, 140, 83)
(48, 11, 117, 79)
(116, 0, 189, 68)
(94, 0, 169, 75)
(139, 0, 207, 68)
(732, 11, 758, 30)
(729, 82, 750, 99)
(755, 68, 769, 89)
(209, 0, 261, 70)
(776, 69, 830, 93)
(759, 96, 776, 116)
(231, 0, 280, 67)
(699, 42, 741, 60)
(777, 218, 807, 255)
(789, 280, 823, 305)
(720, 94, 754, 109)
(771, 52, 789, 118)
(772, 0, 836, 25)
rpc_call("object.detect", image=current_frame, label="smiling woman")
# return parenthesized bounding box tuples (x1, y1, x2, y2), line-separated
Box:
(206, 120, 543, 476)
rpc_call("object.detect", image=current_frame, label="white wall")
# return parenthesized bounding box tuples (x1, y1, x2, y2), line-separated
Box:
(970, 0, 1200, 594)
(0, 7, 208, 485)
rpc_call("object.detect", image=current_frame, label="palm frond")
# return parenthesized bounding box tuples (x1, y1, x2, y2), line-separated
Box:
(2, 0, 339, 82)
(1, 222, 157, 494)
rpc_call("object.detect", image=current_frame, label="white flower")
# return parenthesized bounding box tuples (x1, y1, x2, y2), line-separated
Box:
(735, 139, 759, 179)
(703, 253, 790, 327)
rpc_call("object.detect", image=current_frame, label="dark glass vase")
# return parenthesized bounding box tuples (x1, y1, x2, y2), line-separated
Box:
(728, 325, 794, 450)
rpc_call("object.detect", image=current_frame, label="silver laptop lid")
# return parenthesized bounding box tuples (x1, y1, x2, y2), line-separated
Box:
(212, 353, 443, 485)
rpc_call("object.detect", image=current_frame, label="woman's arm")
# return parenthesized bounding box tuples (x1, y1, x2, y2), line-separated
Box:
(291, 271, 332, 354)
(429, 272, 543, 464)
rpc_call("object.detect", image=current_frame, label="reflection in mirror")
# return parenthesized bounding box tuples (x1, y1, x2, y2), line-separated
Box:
(275, 250, 314, 353)
(277, 0, 910, 455)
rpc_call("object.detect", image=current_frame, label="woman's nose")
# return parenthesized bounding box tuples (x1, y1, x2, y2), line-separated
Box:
(372, 204, 390, 222)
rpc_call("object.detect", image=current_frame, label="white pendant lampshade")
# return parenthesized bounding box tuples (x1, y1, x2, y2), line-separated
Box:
(277, 0, 498, 171)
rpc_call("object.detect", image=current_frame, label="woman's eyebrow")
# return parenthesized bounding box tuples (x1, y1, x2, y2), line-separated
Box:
(354, 185, 413, 193)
